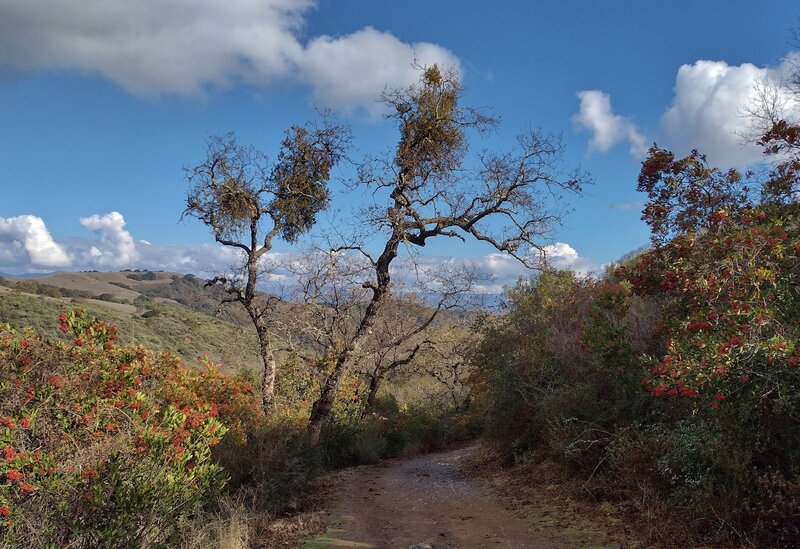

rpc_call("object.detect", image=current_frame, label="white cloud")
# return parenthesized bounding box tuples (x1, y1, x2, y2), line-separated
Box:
(609, 200, 645, 212)
(131, 242, 244, 276)
(541, 242, 597, 275)
(660, 55, 799, 167)
(0, 210, 267, 276)
(0, 215, 72, 270)
(573, 90, 648, 158)
(79, 212, 138, 267)
(299, 27, 461, 116)
(0, 0, 310, 96)
(401, 244, 598, 294)
(574, 54, 800, 168)
(0, 1, 461, 113)
(0, 211, 598, 296)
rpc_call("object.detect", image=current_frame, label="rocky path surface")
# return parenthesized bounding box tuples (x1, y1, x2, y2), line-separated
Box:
(320, 446, 569, 549)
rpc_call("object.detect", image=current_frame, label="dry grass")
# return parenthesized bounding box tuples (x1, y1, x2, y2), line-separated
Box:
(181, 485, 332, 549)
(182, 500, 251, 549)
(0, 285, 261, 373)
(178, 462, 337, 549)
(41, 272, 143, 301)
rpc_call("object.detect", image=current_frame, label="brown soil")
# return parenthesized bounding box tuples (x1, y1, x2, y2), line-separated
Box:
(318, 446, 575, 549)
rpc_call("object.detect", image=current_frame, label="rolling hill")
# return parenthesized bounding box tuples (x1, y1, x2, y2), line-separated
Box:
(0, 271, 261, 373)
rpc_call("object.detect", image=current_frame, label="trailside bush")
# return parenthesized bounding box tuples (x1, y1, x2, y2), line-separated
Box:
(625, 148, 800, 544)
(318, 399, 473, 469)
(473, 271, 597, 457)
(213, 416, 313, 510)
(0, 310, 259, 547)
(472, 141, 800, 546)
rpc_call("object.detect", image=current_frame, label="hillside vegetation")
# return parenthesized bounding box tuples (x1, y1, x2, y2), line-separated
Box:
(471, 142, 800, 547)
(0, 273, 260, 373)
(0, 275, 477, 546)
(0, 305, 475, 547)
(0, 309, 258, 546)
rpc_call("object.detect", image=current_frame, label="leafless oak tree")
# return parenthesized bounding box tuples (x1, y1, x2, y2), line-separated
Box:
(305, 65, 590, 445)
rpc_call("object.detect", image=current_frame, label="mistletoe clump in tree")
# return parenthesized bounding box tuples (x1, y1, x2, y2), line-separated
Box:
(305, 65, 589, 445)
(184, 122, 349, 412)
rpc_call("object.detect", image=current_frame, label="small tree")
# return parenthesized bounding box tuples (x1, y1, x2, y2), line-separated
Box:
(183, 123, 349, 412)
(276, 246, 480, 413)
(306, 65, 589, 444)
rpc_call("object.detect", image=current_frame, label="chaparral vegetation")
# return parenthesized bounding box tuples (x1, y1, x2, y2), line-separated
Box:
(2, 37, 800, 548)
(471, 114, 800, 546)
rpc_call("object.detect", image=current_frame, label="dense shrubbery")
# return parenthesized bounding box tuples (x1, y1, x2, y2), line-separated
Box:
(0, 309, 259, 547)
(320, 397, 478, 468)
(0, 308, 472, 546)
(472, 140, 800, 546)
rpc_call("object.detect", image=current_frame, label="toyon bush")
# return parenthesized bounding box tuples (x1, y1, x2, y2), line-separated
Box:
(624, 147, 800, 415)
(472, 137, 800, 545)
(0, 310, 259, 547)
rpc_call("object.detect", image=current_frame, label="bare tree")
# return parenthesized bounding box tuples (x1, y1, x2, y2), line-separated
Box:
(407, 322, 481, 410)
(356, 299, 434, 415)
(183, 122, 349, 412)
(356, 315, 481, 415)
(742, 63, 800, 203)
(271, 241, 482, 422)
(352, 267, 484, 414)
(305, 65, 590, 445)
(741, 23, 800, 199)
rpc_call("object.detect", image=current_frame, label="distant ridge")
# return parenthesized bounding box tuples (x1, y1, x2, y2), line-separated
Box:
(0, 271, 56, 279)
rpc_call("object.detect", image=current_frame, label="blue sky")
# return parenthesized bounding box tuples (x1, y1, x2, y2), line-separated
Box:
(1, 1, 798, 287)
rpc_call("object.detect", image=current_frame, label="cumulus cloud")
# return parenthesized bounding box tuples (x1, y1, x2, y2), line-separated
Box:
(299, 27, 461, 116)
(410, 244, 598, 295)
(541, 242, 597, 275)
(574, 54, 800, 167)
(132, 243, 246, 276)
(660, 55, 799, 167)
(0, 0, 309, 95)
(573, 90, 648, 158)
(0, 1, 460, 113)
(0, 212, 599, 297)
(0, 210, 286, 277)
(0, 215, 72, 270)
(78, 212, 138, 267)
(140, 243, 597, 293)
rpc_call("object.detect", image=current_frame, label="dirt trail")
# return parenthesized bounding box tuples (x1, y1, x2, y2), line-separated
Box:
(319, 446, 569, 549)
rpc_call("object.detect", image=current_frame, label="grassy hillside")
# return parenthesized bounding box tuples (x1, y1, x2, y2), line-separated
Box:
(0, 283, 260, 373)
(0, 269, 477, 398)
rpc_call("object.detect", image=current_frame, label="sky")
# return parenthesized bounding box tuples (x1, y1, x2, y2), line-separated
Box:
(1, 0, 798, 290)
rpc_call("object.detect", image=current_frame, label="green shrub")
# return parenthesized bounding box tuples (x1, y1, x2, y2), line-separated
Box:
(0, 310, 259, 547)
(214, 417, 313, 510)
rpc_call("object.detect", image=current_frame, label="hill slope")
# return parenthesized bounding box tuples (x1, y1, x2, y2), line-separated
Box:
(0, 273, 260, 373)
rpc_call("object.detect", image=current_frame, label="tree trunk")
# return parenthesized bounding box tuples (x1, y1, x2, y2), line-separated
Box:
(255, 318, 277, 413)
(363, 374, 380, 418)
(307, 227, 400, 446)
(307, 361, 346, 446)
(307, 294, 385, 446)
